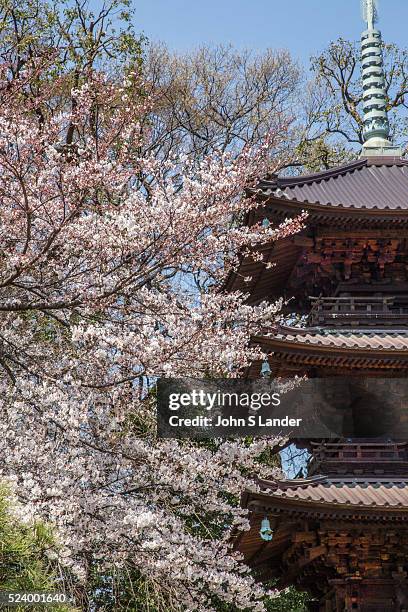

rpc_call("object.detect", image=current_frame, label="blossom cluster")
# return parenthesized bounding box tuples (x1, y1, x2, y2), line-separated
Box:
(0, 66, 303, 609)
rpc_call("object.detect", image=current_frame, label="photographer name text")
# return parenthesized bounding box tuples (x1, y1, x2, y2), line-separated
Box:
(166, 390, 302, 429)
(168, 414, 303, 428)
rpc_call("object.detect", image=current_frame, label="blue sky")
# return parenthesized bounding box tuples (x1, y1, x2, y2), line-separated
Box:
(134, 0, 408, 66)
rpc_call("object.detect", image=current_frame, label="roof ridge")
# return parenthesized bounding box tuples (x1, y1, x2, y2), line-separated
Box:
(277, 325, 408, 337)
(259, 159, 367, 189)
(256, 158, 408, 211)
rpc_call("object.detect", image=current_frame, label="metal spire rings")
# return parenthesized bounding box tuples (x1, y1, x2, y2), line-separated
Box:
(360, 0, 402, 156)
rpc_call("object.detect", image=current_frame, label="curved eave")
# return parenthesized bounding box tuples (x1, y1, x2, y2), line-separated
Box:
(242, 489, 408, 521)
(252, 333, 408, 361)
(255, 193, 408, 222)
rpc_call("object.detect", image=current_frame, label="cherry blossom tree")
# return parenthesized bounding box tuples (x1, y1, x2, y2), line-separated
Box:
(0, 61, 304, 611)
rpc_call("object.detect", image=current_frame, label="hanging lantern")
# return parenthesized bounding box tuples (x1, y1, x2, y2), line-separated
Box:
(262, 218, 270, 228)
(260, 359, 271, 378)
(260, 517, 273, 541)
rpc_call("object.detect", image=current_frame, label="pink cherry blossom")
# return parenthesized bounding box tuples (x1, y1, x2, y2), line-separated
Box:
(0, 64, 304, 609)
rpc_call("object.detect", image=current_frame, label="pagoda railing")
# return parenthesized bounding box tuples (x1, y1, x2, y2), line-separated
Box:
(307, 442, 408, 475)
(310, 442, 407, 463)
(308, 296, 408, 327)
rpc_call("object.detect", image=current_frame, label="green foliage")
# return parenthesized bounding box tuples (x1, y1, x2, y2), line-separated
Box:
(0, 0, 145, 82)
(295, 136, 355, 172)
(205, 587, 310, 612)
(264, 587, 310, 611)
(87, 564, 184, 611)
(0, 484, 75, 611)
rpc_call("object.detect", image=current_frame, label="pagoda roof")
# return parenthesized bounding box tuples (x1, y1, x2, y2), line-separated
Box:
(257, 325, 408, 352)
(246, 474, 408, 514)
(248, 326, 408, 375)
(257, 157, 408, 211)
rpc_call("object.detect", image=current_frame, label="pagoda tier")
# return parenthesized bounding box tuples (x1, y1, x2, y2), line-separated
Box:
(226, 158, 408, 311)
(236, 465, 408, 611)
(236, 442, 408, 611)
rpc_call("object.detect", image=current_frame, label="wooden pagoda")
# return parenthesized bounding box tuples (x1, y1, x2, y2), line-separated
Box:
(227, 4, 408, 610)
(227, 161, 408, 612)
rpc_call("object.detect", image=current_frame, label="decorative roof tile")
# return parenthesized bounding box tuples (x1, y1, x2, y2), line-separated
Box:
(269, 326, 408, 351)
(258, 158, 408, 210)
(255, 475, 408, 509)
